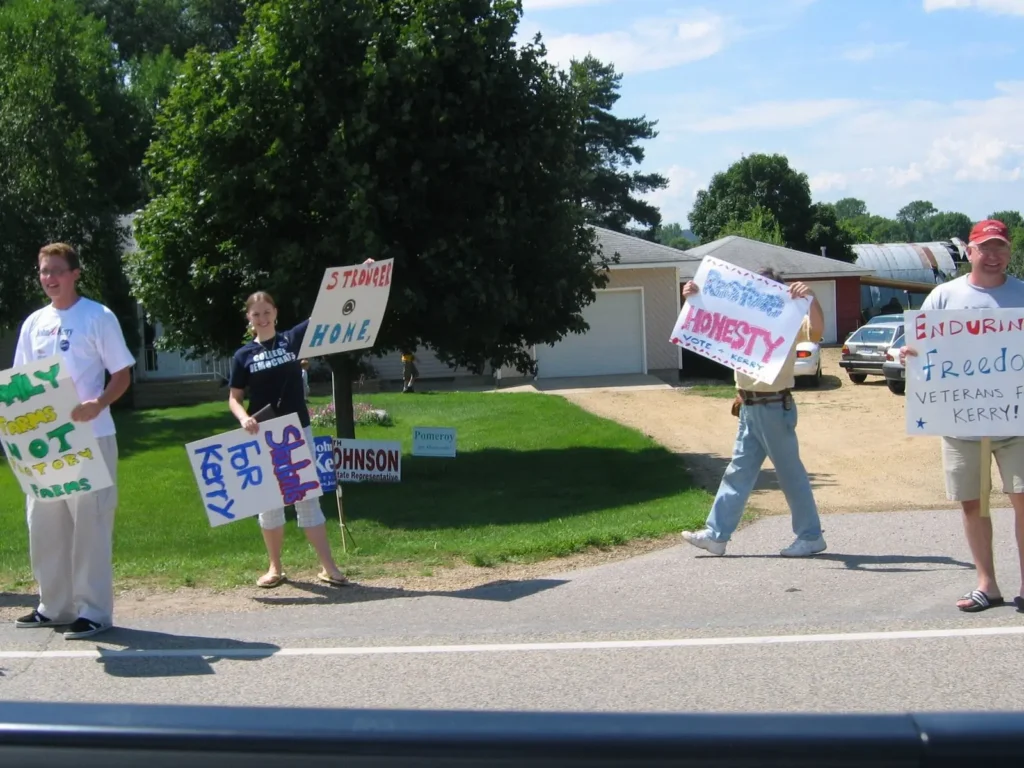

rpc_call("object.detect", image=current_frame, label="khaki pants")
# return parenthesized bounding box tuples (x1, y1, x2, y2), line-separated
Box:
(941, 436, 1024, 502)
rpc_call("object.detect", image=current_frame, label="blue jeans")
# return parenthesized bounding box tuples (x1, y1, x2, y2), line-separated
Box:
(705, 399, 822, 543)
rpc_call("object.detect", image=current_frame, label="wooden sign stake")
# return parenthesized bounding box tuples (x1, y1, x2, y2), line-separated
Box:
(980, 437, 992, 519)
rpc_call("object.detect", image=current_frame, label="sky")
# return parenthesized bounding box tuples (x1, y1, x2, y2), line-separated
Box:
(517, 0, 1024, 229)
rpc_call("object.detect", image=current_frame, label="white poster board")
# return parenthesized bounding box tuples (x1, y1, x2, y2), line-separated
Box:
(333, 439, 402, 483)
(0, 355, 113, 501)
(185, 413, 323, 527)
(669, 256, 810, 384)
(905, 308, 1024, 437)
(298, 259, 394, 359)
(412, 427, 456, 458)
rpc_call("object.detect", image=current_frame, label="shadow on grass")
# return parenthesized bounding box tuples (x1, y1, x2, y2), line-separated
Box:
(326, 447, 696, 530)
(114, 408, 236, 459)
(94, 628, 279, 679)
(251, 577, 570, 608)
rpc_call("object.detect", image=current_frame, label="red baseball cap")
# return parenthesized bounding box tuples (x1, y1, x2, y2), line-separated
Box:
(969, 219, 1011, 245)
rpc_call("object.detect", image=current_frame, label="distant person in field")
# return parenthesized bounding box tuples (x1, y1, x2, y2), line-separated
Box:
(13, 242, 135, 640)
(901, 219, 1024, 614)
(401, 349, 418, 393)
(228, 290, 349, 589)
(680, 267, 828, 558)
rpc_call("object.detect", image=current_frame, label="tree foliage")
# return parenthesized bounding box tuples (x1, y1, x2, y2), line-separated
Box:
(568, 55, 666, 235)
(688, 153, 855, 262)
(128, 0, 606, 435)
(0, 0, 140, 348)
(718, 205, 784, 246)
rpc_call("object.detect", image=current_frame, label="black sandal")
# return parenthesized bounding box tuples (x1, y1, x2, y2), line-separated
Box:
(957, 589, 1004, 613)
(1014, 596, 1024, 614)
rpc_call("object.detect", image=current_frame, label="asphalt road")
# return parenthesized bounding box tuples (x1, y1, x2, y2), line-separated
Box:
(1, 509, 1023, 714)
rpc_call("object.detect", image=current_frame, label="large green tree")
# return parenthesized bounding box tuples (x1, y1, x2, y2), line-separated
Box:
(0, 0, 140, 349)
(688, 153, 855, 261)
(569, 55, 666, 235)
(128, 0, 605, 438)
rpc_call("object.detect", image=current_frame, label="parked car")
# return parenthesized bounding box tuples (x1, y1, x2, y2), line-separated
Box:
(881, 331, 906, 394)
(866, 313, 905, 325)
(839, 322, 904, 384)
(793, 340, 822, 387)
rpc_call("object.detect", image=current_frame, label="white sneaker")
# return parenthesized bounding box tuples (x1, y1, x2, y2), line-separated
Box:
(780, 536, 827, 557)
(681, 529, 727, 556)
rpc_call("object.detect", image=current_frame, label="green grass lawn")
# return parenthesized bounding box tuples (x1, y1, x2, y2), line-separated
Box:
(0, 391, 712, 590)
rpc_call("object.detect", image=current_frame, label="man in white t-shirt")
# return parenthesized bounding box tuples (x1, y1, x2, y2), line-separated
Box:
(901, 219, 1024, 614)
(12, 242, 136, 640)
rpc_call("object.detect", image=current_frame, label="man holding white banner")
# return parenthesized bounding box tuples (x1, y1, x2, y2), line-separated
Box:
(901, 219, 1024, 614)
(680, 267, 828, 558)
(12, 243, 135, 640)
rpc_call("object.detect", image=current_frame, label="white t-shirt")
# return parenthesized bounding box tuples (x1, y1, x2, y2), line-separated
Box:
(13, 297, 136, 438)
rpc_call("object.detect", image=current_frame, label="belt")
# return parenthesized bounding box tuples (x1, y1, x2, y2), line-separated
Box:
(738, 388, 792, 407)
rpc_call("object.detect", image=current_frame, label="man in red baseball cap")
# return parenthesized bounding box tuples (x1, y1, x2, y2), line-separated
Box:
(901, 218, 1024, 614)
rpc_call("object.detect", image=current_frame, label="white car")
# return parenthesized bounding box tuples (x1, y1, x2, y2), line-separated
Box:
(793, 341, 822, 387)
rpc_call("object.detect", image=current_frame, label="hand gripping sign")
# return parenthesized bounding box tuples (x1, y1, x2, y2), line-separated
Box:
(297, 259, 395, 359)
(0, 355, 113, 501)
(669, 256, 810, 384)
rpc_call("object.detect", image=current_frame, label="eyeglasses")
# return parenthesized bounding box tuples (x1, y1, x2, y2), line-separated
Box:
(39, 268, 69, 278)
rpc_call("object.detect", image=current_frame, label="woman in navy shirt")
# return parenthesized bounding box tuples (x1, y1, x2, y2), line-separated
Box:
(228, 290, 349, 588)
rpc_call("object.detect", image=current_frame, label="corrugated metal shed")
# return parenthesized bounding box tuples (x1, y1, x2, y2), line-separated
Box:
(854, 240, 967, 314)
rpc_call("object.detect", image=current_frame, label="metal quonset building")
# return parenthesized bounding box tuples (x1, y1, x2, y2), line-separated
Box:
(854, 240, 968, 315)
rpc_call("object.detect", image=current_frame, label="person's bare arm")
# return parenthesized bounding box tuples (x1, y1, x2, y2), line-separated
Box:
(229, 387, 258, 434)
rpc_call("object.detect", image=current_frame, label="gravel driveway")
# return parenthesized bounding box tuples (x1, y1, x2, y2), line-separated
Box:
(560, 348, 976, 517)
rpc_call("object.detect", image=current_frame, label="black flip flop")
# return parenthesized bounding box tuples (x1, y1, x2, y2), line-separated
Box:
(957, 589, 1004, 612)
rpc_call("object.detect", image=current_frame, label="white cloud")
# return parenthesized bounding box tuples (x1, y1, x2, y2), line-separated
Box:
(841, 42, 908, 61)
(532, 12, 728, 74)
(648, 82, 1024, 224)
(641, 165, 700, 227)
(923, 0, 1024, 14)
(687, 99, 863, 132)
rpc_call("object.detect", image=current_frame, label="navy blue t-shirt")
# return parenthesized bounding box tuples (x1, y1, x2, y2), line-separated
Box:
(228, 319, 310, 427)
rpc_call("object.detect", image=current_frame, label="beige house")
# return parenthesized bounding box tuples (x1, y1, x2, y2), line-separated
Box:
(372, 226, 697, 384)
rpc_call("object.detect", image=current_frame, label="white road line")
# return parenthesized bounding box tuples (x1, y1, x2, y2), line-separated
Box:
(1, 625, 1023, 660)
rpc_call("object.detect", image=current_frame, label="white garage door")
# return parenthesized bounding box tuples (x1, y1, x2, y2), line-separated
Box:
(805, 280, 837, 344)
(534, 289, 645, 378)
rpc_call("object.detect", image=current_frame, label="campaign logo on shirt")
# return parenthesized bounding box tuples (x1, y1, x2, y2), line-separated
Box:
(249, 346, 296, 374)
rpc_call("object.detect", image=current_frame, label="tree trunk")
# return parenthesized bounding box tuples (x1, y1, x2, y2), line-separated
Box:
(327, 353, 356, 440)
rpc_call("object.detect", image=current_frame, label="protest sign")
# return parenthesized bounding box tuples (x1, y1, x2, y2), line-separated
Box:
(0, 355, 113, 501)
(669, 256, 810, 384)
(313, 435, 337, 492)
(185, 413, 323, 527)
(333, 439, 402, 483)
(297, 259, 394, 359)
(412, 427, 456, 458)
(905, 308, 1024, 437)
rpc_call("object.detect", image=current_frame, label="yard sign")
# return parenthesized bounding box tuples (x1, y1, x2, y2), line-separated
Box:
(904, 308, 1024, 437)
(0, 354, 113, 501)
(669, 256, 810, 384)
(185, 413, 323, 527)
(297, 259, 394, 359)
(333, 439, 402, 483)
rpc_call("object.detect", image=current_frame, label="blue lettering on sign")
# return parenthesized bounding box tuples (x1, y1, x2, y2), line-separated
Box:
(702, 270, 786, 318)
(921, 347, 1024, 382)
(730, 353, 764, 369)
(228, 439, 263, 489)
(266, 425, 319, 504)
(193, 443, 235, 519)
(678, 334, 713, 350)
(313, 436, 336, 492)
(308, 320, 374, 348)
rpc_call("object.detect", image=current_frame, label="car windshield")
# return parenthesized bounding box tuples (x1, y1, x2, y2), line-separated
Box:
(851, 326, 898, 344)
(868, 314, 903, 324)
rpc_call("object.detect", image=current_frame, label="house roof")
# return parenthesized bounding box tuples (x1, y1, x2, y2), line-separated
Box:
(680, 236, 873, 280)
(592, 226, 699, 270)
